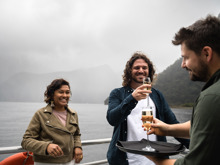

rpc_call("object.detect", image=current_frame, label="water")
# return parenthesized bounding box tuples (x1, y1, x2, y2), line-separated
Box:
(0, 102, 113, 164)
(0, 102, 192, 163)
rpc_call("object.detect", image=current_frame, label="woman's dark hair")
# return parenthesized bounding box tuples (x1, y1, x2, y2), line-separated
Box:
(122, 52, 155, 87)
(44, 78, 71, 104)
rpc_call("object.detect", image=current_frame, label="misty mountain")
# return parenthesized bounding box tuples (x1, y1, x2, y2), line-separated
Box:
(0, 65, 121, 103)
(0, 59, 206, 106)
(154, 58, 205, 106)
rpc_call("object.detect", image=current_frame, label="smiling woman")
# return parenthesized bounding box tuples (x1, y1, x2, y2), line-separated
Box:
(21, 79, 83, 165)
(44, 79, 72, 111)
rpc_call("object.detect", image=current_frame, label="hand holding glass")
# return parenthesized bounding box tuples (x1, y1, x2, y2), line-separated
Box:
(142, 106, 155, 151)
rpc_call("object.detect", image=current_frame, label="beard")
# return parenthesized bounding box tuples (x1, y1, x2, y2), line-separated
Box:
(187, 60, 209, 82)
(131, 73, 147, 84)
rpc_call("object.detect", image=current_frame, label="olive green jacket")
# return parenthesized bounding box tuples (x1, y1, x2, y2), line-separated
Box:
(175, 69, 220, 165)
(21, 105, 82, 163)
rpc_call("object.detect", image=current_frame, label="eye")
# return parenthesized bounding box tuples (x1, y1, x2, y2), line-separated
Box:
(58, 90, 64, 94)
(142, 66, 148, 70)
(133, 66, 140, 70)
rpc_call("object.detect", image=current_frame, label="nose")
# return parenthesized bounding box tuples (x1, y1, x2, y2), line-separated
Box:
(139, 67, 144, 73)
(181, 59, 186, 68)
(62, 93, 67, 97)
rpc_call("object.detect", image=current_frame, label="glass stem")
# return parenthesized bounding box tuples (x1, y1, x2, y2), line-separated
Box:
(147, 95, 149, 106)
(147, 131, 151, 147)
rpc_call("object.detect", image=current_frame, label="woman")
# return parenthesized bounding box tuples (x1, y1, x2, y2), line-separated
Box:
(22, 79, 83, 165)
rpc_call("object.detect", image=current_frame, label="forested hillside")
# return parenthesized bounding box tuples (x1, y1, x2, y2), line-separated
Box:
(154, 58, 205, 106)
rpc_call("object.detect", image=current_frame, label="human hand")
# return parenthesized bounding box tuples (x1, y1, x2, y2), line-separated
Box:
(132, 84, 152, 101)
(46, 144, 64, 157)
(74, 147, 83, 163)
(142, 118, 169, 136)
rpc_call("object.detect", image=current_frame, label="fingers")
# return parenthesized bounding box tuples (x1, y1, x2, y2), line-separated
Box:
(47, 144, 64, 157)
(74, 148, 83, 163)
(132, 85, 152, 101)
(75, 154, 83, 163)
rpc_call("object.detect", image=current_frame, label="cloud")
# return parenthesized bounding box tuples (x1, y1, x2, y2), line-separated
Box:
(0, 0, 219, 83)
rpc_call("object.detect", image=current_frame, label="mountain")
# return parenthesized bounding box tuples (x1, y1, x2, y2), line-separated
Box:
(154, 58, 205, 106)
(0, 65, 121, 103)
(0, 59, 206, 106)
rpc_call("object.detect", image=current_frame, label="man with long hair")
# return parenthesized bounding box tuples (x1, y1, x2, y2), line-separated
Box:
(106, 52, 189, 165)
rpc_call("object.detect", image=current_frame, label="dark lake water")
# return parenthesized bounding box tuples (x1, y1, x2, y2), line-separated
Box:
(0, 102, 192, 163)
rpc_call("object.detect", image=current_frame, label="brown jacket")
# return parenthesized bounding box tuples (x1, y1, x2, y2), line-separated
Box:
(21, 105, 82, 163)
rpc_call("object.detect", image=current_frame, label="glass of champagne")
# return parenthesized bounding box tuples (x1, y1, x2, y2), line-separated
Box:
(142, 106, 155, 151)
(143, 77, 151, 91)
(143, 77, 151, 108)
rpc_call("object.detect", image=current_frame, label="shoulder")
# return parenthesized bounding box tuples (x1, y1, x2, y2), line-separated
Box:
(197, 80, 220, 108)
(194, 90, 220, 126)
(67, 107, 78, 115)
(110, 87, 126, 93)
(109, 86, 128, 96)
(151, 88, 165, 99)
(201, 80, 220, 96)
(34, 106, 49, 115)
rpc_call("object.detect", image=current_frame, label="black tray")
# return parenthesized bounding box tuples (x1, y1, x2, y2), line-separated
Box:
(116, 139, 185, 157)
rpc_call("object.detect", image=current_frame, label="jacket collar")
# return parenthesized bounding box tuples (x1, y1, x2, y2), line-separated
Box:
(202, 69, 220, 91)
(44, 104, 76, 114)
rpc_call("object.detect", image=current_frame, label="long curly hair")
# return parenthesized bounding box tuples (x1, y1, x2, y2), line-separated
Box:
(122, 52, 155, 87)
(44, 78, 71, 104)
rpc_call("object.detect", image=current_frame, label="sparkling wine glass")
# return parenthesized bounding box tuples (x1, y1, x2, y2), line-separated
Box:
(142, 106, 155, 151)
(143, 77, 151, 106)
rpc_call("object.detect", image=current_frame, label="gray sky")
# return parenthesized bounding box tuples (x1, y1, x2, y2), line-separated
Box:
(0, 0, 219, 82)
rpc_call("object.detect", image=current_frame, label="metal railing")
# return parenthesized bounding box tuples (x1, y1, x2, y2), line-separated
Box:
(0, 138, 111, 165)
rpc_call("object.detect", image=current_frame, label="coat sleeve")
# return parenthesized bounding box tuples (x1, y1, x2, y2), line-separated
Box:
(21, 111, 51, 155)
(73, 112, 82, 149)
(106, 88, 138, 126)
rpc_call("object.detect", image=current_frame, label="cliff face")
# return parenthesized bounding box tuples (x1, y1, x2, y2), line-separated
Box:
(154, 58, 204, 106)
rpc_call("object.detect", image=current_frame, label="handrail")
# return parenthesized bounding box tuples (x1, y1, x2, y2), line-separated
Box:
(0, 138, 111, 165)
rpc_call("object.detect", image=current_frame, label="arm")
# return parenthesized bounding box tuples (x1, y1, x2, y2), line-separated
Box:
(73, 112, 82, 149)
(107, 85, 151, 126)
(148, 118, 190, 139)
(151, 89, 190, 147)
(21, 111, 52, 155)
(106, 88, 137, 126)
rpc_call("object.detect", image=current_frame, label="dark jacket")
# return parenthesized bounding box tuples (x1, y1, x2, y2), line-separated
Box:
(106, 86, 190, 165)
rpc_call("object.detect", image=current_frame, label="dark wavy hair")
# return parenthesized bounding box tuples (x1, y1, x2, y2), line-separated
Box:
(122, 52, 155, 87)
(44, 78, 71, 104)
(172, 15, 220, 56)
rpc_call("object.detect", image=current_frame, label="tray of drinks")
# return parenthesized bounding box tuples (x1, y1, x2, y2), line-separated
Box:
(116, 139, 185, 157)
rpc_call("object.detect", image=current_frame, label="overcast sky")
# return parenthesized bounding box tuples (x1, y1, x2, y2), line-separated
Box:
(0, 0, 219, 82)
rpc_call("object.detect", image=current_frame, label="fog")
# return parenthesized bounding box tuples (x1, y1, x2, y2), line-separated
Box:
(0, 0, 219, 83)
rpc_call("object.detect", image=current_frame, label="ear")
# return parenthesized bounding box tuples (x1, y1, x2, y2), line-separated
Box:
(202, 46, 213, 62)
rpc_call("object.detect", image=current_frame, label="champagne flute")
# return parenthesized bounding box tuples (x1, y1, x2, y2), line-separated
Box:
(142, 106, 155, 151)
(143, 77, 151, 106)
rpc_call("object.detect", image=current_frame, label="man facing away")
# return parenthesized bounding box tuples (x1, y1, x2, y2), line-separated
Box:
(145, 15, 220, 165)
(106, 52, 189, 165)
